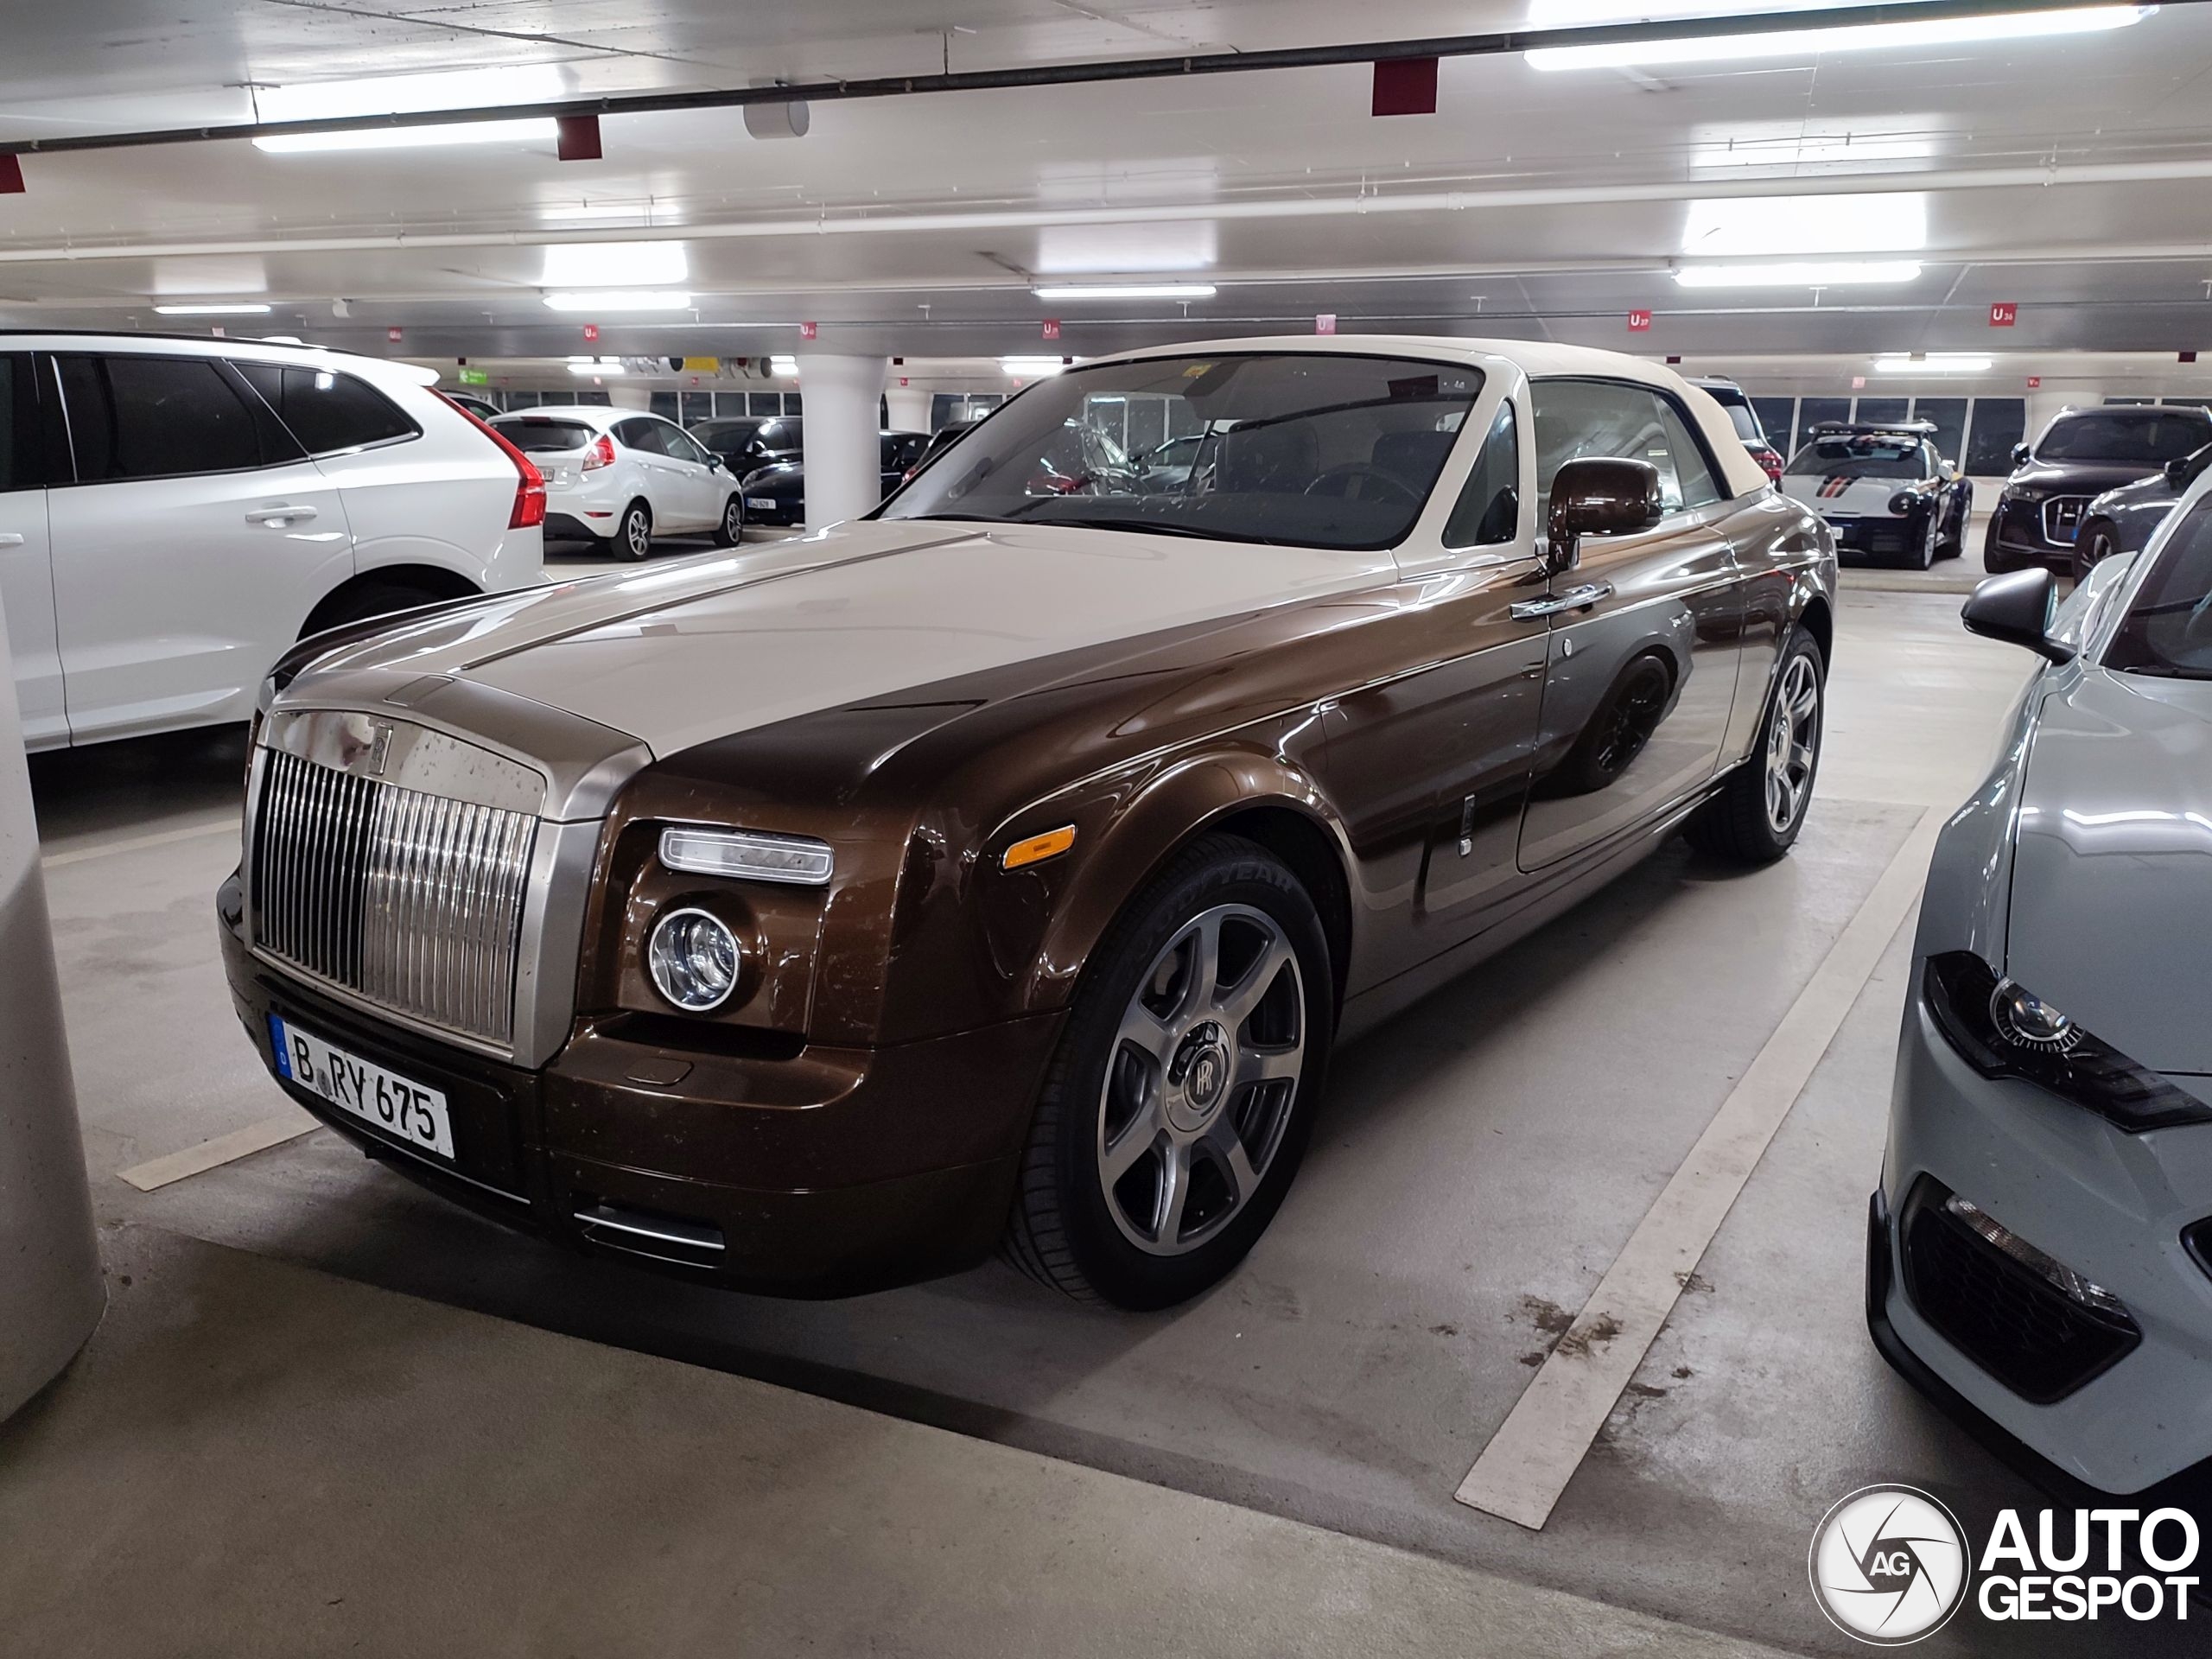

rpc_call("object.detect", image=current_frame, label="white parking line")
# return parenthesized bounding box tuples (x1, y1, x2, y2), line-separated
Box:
(1454, 806, 1943, 1530)
(41, 817, 238, 868)
(117, 1109, 321, 1192)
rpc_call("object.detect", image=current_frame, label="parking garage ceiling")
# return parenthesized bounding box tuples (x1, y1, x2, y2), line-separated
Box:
(5, 1, 2212, 360)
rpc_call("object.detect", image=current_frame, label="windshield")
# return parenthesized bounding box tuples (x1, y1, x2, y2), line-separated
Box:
(2104, 500, 2212, 679)
(1783, 437, 1929, 480)
(879, 352, 1483, 550)
(2038, 411, 2212, 465)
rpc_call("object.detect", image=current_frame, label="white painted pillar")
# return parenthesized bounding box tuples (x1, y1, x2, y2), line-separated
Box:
(797, 353, 888, 526)
(608, 385, 652, 410)
(0, 586, 104, 1420)
(883, 384, 932, 434)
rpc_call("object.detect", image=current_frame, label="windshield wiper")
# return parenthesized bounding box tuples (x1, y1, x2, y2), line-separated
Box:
(1013, 513, 1234, 541)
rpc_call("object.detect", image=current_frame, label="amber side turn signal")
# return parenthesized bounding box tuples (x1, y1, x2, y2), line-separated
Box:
(1001, 825, 1077, 870)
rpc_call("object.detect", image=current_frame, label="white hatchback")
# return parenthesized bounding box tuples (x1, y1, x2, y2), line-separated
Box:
(492, 406, 744, 560)
(0, 334, 546, 750)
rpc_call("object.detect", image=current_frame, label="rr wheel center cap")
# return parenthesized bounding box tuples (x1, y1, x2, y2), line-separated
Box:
(1166, 1021, 1232, 1132)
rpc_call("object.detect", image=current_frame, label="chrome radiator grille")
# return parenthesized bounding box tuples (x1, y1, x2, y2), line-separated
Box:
(251, 747, 538, 1046)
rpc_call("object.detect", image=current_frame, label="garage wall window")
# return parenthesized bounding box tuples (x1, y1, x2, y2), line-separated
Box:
(1750, 397, 1795, 449)
(1796, 397, 1851, 449)
(1911, 397, 1967, 467)
(56, 355, 270, 481)
(232, 363, 416, 455)
(1964, 398, 2027, 473)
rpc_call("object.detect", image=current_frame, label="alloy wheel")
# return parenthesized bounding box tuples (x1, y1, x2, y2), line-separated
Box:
(1096, 904, 1305, 1257)
(626, 509, 651, 557)
(1764, 652, 1820, 836)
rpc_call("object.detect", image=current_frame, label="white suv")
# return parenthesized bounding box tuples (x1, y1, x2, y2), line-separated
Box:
(0, 334, 546, 750)
(492, 405, 744, 560)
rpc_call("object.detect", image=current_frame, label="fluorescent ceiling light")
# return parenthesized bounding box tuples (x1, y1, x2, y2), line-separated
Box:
(1683, 193, 1925, 257)
(567, 355, 626, 375)
(1031, 283, 1217, 300)
(1875, 353, 1993, 373)
(255, 118, 554, 154)
(540, 240, 687, 287)
(1675, 260, 1923, 287)
(543, 290, 692, 312)
(768, 356, 798, 375)
(1001, 356, 1068, 377)
(539, 201, 659, 222)
(252, 65, 564, 150)
(153, 301, 273, 315)
(1528, 4, 2153, 71)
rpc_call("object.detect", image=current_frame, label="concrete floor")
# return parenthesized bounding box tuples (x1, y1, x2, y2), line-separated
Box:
(8, 577, 2164, 1657)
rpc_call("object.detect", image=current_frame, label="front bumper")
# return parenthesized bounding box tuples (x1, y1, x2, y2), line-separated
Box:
(1818, 510, 1918, 560)
(219, 880, 1061, 1296)
(1983, 501, 2074, 571)
(1872, 982, 2212, 1497)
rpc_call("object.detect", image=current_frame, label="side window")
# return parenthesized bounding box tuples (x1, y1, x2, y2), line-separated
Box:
(665, 426, 712, 466)
(238, 364, 416, 454)
(1530, 379, 1721, 515)
(616, 418, 667, 456)
(1443, 399, 1520, 548)
(57, 355, 263, 481)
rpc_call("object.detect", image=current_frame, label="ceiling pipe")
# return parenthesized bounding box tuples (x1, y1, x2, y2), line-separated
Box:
(9, 156, 2212, 267)
(0, 0, 2202, 161)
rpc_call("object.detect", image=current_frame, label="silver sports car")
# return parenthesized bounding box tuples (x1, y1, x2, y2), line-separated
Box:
(1871, 463, 2212, 1512)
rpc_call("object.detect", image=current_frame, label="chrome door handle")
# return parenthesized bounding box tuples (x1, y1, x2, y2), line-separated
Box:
(0, 533, 23, 548)
(245, 505, 317, 525)
(1510, 582, 1612, 620)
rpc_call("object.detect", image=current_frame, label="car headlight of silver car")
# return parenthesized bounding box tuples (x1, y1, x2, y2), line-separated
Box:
(1923, 951, 2212, 1132)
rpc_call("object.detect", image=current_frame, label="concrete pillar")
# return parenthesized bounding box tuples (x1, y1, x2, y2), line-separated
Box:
(0, 586, 104, 1421)
(607, 385, 652, 411)
(884, 384, 932, 434)
(797, 353, 888, 526)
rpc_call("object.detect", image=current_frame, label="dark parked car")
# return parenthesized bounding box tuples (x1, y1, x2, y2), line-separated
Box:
(1690, 376, 1784, 483)
(690, 415, 803, 477)
(2071, 440, 2212, 578)
(902, 417, 985, 485)
(1986, 405, 2212, 573)
(1779, 420, 1972, 568)
(742, 431, 928, 525)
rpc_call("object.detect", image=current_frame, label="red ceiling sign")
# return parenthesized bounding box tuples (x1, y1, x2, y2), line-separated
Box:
(0, 156, 23, 194)
(1041, 319, 1061, 340)
(556, 114, 603, 162)
(2027, 375, 2043, 389)
(1371, 57, 1440, 118)
(386, 326, 404, 343)
(1626, 309, 1652, 332)
(1989, 302, 2018, 327)
(581, 323, 599, 343)
(1315, 314, 1338, 335)
(799, 321, 818, 340)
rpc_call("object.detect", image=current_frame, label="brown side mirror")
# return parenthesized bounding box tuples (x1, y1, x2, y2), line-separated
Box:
(1545, 456, 1664, 575)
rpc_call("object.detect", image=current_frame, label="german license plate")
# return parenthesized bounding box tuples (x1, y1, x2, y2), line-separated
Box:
(747, 495, 776, 510)
(270, 1015, 454, 1160)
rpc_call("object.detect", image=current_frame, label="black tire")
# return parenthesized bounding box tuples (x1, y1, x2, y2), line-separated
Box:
(1685, 629, 1826, 865)
(1003, 834, 1332, 1309)
(616, 500, 652, 562)
(1936, 499, 1965, 561)
(1902, 506, 1936, 570)
(299, 580, 457, 637)
(713, 493, 745, 547)
(2072, 524, 2114, 584)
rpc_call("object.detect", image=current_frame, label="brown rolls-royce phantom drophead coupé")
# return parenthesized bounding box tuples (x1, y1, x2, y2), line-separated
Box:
(219, 336, 1835, 1309)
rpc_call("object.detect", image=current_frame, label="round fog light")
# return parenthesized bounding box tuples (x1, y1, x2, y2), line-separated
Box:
(647, 907, 741, 1012)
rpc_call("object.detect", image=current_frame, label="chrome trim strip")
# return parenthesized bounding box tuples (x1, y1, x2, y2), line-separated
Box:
(573, 1203, 727, 1252)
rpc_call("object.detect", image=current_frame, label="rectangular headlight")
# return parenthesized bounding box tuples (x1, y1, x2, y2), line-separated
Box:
(659, 826, 834, 887)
